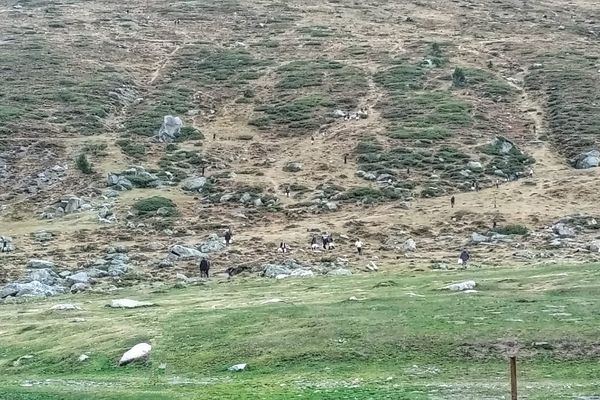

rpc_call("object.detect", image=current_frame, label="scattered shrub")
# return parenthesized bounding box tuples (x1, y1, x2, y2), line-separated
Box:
(75, 153, 93, 174)
(133, 196, 176, 215)
(493, 224, 529, 235)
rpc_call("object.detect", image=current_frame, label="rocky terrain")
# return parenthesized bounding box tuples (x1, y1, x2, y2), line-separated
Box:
(1, 0, 600, 302)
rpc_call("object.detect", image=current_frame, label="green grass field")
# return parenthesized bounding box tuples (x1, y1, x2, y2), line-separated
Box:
(1, 264, 600, 399)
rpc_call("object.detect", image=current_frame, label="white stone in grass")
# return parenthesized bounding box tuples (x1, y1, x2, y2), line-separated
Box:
(78, 354, 89, 362)
(108, 299, 155, 308)
(228, 363, 247, 372)
(119, 343, 151, 366)
(50, 303, 81, 311)
(444, 280, 477, 291)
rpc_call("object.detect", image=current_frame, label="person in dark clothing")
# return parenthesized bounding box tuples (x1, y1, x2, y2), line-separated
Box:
(199, 257, 210, 278)
(459, 249, 470, 267)
(213, 132, 216, 140)
(201, 166, 205, 176)
(450, 195, 455, 208)
(322, 233, 329, 250)
(344, 154, 348, 164)
(285, 186, 290, 197)
(224, 230, 232, 245)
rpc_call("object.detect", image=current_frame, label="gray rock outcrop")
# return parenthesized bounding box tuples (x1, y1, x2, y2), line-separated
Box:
(198, 234, 226, 253)
(28, 259, 56, 269)
(169, 245, 206, 260)
(181, 177, 207, 192)
(573, 150, 600, 169)
(283, 162, 303, 173)
(158, 115, 183, 142)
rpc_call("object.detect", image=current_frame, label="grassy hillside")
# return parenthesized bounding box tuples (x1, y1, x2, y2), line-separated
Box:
(2, 264, 600, 399)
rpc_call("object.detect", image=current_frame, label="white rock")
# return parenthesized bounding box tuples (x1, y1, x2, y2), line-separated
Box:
(119, 343, 151, 365)
(402, 239, 417, 252)
(50, 304, 81, 311)
(78, 354, 89, 362)
(228, 363, 247, 372)
(445, 280, 477, 291)
(108, 299, 155, 309)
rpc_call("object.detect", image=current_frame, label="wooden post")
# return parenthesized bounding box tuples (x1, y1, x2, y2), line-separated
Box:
(509, 356, 518, 400)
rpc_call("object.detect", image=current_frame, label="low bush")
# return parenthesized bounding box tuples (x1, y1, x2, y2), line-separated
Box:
(133, 196, 177, 215)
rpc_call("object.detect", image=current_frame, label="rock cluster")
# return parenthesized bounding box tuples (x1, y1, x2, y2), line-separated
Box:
(261, 259, 352, 279)
(0, 248, 130, 300)
(41, 196, 90, 219)
(107, 166, 161, 191)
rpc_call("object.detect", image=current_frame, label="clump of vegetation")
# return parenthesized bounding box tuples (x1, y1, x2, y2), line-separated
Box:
(525, 55, 600, 159)
(116, 139, 146, 158)
(176, 127, 204, 142)
(75, 153, 93, 174)
(125, 47, 269, 137)
(453, 67, 516, 100)
(133, 196, 177, 216)
(452, 67, 466, 87)
(250, 59, 367, 134)
(493, 224, 529, 235)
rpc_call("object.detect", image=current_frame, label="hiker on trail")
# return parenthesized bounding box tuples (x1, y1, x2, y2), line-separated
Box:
(450, 195, 455, 208)
(201, 166, 206, 176)
(492, 220, 497, 229)
(495, 179, 499, 189)
(285, 186, 290, 197)
(322, 233, 330, 250)
(355, 239, 363, 256)
(458, 249, 470, 267)
(406, 168, 410, 175)
(344, 154, 348, 164)
(224, 229, 232, 245)
(278, 242, 289, 253)
(311, 135, 315, 145)
(199, 257, 210, 278)
(213, 132, 216, 140)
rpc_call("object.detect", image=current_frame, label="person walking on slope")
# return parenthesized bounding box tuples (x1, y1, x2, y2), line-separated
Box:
(224, 229, 232, 245)
(450, 195, 455, 208)
(199, 257, 210, 278)
(355, 239, 363, 256)
(458, 249, 470, 268)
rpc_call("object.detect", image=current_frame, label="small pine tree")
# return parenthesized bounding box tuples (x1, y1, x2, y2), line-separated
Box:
(452, 67, 466, 87)
(76, 153, 93, 174)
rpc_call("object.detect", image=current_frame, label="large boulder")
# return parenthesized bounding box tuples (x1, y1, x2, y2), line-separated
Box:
(573, 150, 600, 169)
(262, 264, 291, 278)
(119, 343, 152, 366)
(67, 272, 90, 286)
(27, 259, 56, 269)
(402, 239, 417, 252)
(283, 162, 303, 173)
(445, 280, 477, 291)
(589, 241, 600, 253)
(471, 233, 490, 244)
(64, 197, 83, 213)
(467, 161, 483, 171)
(327, 268, 353, 276)
(108, 299, 155, 309)
(552, 223, 575, 238)
(492, 136, 515, 155)
(158, 115, 183, 142)
(199, 233, 226, 253)
(1, 281, 66, 298)
(181, 177, 207, 192)
(26, 269, 59, 286)
(169, 245, 206, 260)
(0, 236, 15, 252)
